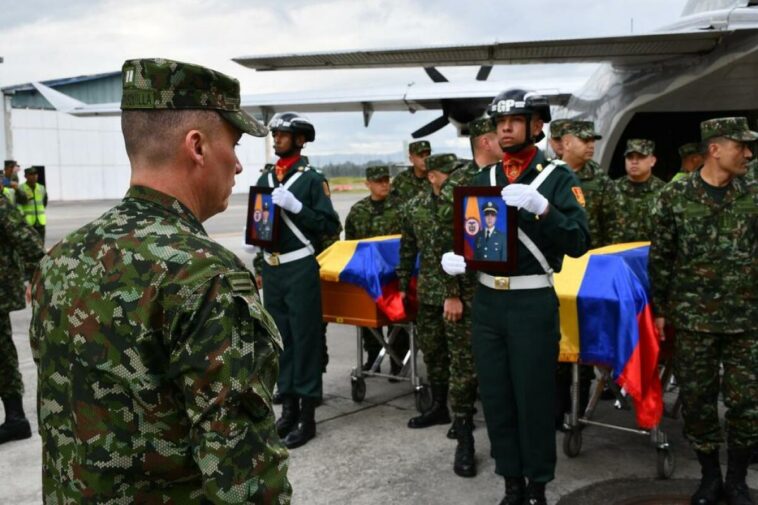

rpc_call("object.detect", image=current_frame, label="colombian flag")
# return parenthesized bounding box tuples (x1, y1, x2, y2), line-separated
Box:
(555, 242, 662, 428)
(318, 235, 418, 321)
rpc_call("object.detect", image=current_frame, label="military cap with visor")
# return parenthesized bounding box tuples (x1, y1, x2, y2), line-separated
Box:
(468, 116, 496, 138)
(563, 120, 602, 140)
(549, 119, 572, 139)
(482, 201, 498, 215)
(700, 117, 758, 143)
(365, 165, 391, 181)
(24, 167, 37, 175)
(4, 160, 18, 169)
(120, 58, 268, 137)
(678, 142, 701, 158)
(425, 153, 458, 174)
(624, 139, 655, 156)
(409, 140, 432, 155)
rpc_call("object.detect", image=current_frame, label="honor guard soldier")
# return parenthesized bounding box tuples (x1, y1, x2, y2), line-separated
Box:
(671, 142, 704, 183)
(390, 140, 432, 201)
(18, 166, 47, 241)
(256, 112, 340, 449)
(30, 58, 291, 503)
(0, 194, 44, 445)
(650, 117, 758, 505)
(609, 139, 665, 243)
(547, 119, 571, 160)
(442, 89, 589, 505)
(398, 153, 480, 478)
(345, 165, 409, 375)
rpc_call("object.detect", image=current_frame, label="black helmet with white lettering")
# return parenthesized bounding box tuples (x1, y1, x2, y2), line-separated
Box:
(487, 89, 551, 152)
(268, 112, 316, 142)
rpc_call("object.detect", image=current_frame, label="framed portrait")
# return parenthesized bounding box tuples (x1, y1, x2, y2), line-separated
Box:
(245, 186, 280, 248)
(453, 186, 517, 273)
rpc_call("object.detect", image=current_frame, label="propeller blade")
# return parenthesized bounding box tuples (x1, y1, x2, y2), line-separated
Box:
(476, 65, 493, 81)
(424, 66, 448, 83)
(411, 115, 450, 138)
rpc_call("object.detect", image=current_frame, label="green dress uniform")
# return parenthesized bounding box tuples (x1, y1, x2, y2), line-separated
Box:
(470, 150, 589, 482)
(256, 157, 341, 400)
(609, 175, 665, 243)
(31, 186, 291, 503)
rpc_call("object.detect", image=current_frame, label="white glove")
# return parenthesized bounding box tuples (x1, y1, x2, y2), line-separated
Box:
(272, 187, 303, 214)
(501, 184, 548, 215)
(441, 251, 466, 276)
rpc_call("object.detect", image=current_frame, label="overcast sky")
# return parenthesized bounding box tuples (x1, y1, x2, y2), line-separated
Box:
(0, 0, 691, 158)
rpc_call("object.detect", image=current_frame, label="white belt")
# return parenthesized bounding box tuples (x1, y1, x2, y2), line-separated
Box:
(477, 272, 553, 290)
(264, 246, 313, 266)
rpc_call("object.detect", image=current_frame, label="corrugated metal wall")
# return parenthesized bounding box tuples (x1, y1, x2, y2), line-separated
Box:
(9, 73, 123, 109)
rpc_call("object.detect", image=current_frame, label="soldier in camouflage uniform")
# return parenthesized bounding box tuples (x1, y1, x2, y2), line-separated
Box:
(650, 117, 758, 505)
(29, 58, 291, 504)
(390, 139, 432, 201)
(345, 165, 409, 375)
(397, 153, 479, 478)
(609, 139, 666, 243)
(548, 118, 571, 160)
(670, 142, 704, 183)
(0, 195, 44, 445)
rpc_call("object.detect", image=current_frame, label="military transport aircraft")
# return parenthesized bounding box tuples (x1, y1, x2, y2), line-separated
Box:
(33, 0, 758, 178)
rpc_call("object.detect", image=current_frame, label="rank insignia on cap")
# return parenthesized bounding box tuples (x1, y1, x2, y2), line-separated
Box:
(571, 186, 586, 207)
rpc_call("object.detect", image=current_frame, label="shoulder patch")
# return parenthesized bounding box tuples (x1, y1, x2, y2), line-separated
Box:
(226, 271, 256, 295)
(322, 181, 331, 197)
(571, 186, 586, 207)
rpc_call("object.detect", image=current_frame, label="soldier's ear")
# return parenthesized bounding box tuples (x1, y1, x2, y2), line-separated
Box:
(650, 155, 657, 167)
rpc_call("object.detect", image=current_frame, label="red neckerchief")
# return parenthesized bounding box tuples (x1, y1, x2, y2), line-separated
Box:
(502, 146, 537, 184)
(275, 155, 301, 182)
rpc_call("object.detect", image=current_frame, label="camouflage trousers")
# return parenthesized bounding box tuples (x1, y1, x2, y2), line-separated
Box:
(674, 329, 757, 452)
(0, 312, 23, 397)
(416, 303, 477, 415)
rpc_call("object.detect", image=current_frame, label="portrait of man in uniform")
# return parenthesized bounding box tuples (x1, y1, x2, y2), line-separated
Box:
(474, 201, 506, 261)
(246, 188, 278, 246)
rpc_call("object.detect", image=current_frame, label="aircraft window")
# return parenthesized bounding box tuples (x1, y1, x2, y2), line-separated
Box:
(682, 0, 745, 16)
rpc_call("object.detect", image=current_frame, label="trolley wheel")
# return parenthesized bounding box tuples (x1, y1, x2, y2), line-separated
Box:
(415, 385, 433, 413)
(563, 428, 582, 458)
(656, 447, 675, 479)
(351, 377, 366, 403)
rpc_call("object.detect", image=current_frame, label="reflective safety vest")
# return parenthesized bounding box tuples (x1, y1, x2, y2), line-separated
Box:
(19, 183, 46, 226)
(1, 187, 16, 206)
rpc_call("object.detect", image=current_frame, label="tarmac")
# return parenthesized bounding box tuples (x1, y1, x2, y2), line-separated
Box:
(1, 192, 755, 505)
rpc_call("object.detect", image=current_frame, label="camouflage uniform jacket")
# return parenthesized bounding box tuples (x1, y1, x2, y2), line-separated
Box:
(0, 195, 44, 313)
(649, 171, 757, 333)
(573, 159, 618, 247)
(610, 175, 666, 243)
(30, 186, 292, 504)
(344, 194, 404, 240)
(390, 166, 430, 202)
(397, 190, 450, 306)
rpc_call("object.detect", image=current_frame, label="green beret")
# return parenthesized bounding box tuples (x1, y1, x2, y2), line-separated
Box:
(24, 167, 37, 175)
(409, 140, 431, 155)
(700, 117, 758, 143)
(425, 153, 458, 174)
(549, 119, 572, 139)
(365, 165, 390, 181)
(678, 143, 701, 158)
(467, 117, 495, 138)
(482, 201, 498, 215)
(120, 58, 268, 137)
(563, 120, 602, 140)
(624, 139, 655, 156)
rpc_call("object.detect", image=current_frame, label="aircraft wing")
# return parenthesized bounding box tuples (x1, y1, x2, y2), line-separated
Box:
(233, 30, 734, 71)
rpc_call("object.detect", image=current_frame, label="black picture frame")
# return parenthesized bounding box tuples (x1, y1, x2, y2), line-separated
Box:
(453, 186, 517, 273)
(245, 186, 280, 248)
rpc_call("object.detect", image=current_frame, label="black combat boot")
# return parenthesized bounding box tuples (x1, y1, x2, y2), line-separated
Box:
(283, 397, 317, 449)
(408, 383, 451, 429)
(691, 450, 724, 505)
(0, 395, 32, 444)
(453, 415, 476, 477)
(498, 477, 525, 505)
(447, 417, 461, 440)
(524, 481, 547, 505)
(275, 394, 300, 439)
(723, 446, 754, 505)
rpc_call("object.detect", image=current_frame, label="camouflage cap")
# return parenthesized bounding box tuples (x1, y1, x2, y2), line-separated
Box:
(365, 165, 390, 181)
(482, 201, 498, 215)
(409, 140, 431, 155)
(468, 116, 495, 138)
(624, 139, 655, 156)
(4, 160, 18, 169)
(24, 167, 37, 175)
(120, 58, 268, 137)
(700, 117, 758, 143)
(563, 120, 602, 140)
(678, 142, 701, 158)
(425, 153, 458, 174)
(549, 119, 572, 139)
